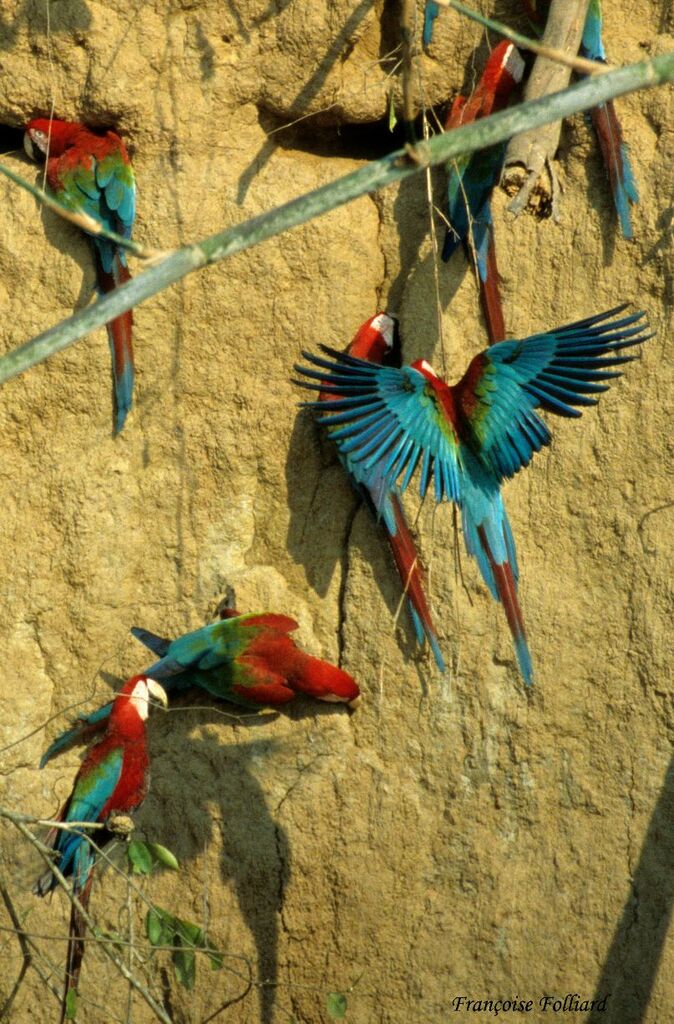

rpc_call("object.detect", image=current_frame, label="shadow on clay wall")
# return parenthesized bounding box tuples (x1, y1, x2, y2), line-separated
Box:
(132, 690, 352, 1024)
(0, 1, 91, 50)
(588, 755, 674, 1024)
(237, 0, 376, 203)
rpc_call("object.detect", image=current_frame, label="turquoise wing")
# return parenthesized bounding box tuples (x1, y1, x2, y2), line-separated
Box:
(581, 0, 605, 62)
(294, 348, 461, 503)
(53, 142, 135, 271)
(142, 613, 272, 677)
(52, 747, 122, 883)
(457, 305, 651, 481)
(443, 144, 504, 275)
(65, 747, 123, 825)
(95, 147, 135, 234)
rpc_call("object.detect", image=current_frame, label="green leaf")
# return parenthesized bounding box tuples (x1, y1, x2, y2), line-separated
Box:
(148, 842, 180, 871)
(65, 989, 78, 1020)
(388, 92, 397, 132)
(173, 941, 196, 991)
(327, 992, 348, 1019)
(146, 908, 165, 946)
(128, 840, 153, 875)
(208, 948, 223, 971)
(175, 918, 203, 945)
(145, 903, 224, 987)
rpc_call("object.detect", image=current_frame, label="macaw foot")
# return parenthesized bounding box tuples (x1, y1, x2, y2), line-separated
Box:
(107, 814, 135, 836)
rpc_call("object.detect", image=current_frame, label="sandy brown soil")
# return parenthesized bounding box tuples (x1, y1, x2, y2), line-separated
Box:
(0, 2, 672, 1022)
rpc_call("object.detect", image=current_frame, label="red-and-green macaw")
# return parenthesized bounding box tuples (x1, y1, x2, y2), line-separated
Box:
(39, 609, 361, 766)
(442, 41, 525, 344)
(294, 306, 651, 685)
(24, 118, 137, 433)
(313, 313, 445, 670)
(35, 675, 167, 1020)
(580, 0, 639, 239)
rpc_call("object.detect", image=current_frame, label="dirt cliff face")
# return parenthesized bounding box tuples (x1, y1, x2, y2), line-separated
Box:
(0, 2, 672, 1022)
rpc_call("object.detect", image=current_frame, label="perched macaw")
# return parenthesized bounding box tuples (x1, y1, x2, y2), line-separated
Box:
(423, 1, 441, 47)
(580, 0, 639, 239)
(294, 306, 651, 685)
(442, 41, 525, 345)
(24, 118, 137, 433)
(40, 609, 361, 766)
(312, 313, 445, 670)
(35, 675, 167, 1020)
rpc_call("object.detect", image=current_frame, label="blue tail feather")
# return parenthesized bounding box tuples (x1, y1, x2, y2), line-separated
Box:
(39, 702, 114, 768)
(423, 1, 440, 47)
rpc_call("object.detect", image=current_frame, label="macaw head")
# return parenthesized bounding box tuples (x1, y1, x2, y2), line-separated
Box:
(456, 41, 525, 125)
(348, 312, 399, 366)
(483, 42, 525, 104)
(109, 675, 168, 733)
(410, 358, 440, 383)
(24, 118, 79, 161)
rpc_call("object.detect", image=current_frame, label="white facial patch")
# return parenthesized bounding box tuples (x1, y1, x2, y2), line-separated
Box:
(371, 312, 395, 350)
(28, 129, 50, 156)
(418, 359, 435, 374)
(503, 44, 525, 84)
(129, 678, 150, 720)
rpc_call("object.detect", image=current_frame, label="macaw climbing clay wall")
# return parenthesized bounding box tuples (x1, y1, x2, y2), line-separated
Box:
(0, 1, 672, 1022)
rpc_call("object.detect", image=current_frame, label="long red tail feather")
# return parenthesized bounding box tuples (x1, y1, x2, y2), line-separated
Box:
(479, 233, 506, 345)
(60, 876, 93, 1023)
(96, 257, 134, 433)
(590, 100, 637, 239)
(476, 525, 532, 684)
(389, 496, 437, 635)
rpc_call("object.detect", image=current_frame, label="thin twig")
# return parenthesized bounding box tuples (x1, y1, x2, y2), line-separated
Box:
(433, 0, 604, 75)
(201, 959, 253, 1024)
(0, 162, 160, 261)
(0, 922, 235, 961)
(0, 808, 107, 831)
(0, 875, 32, 1021)
(7, 816, 173, 1024)
(400, 0, 417, 142)
(0, 53, 671, 388)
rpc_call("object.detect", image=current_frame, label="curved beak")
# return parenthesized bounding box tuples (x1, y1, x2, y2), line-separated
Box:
(23, 132, 36, 161)
(147, 679, 168, 710)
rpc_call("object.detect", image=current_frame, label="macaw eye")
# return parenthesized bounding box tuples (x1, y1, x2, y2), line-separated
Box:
(24, 129, 49, 161)
(32, 130, 50, 153)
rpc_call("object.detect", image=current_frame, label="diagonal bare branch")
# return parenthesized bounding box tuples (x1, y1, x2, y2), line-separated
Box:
(0, 874, 32, 1021)
(0, 52, 671, 389)
(434, 0, 604, 75)
(6, 815, 173, 1024)
(0, 162, 160, 262)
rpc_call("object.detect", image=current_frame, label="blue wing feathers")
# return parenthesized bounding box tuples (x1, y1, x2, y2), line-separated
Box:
(294, 308, 650, 495)
(39, 702, 115, 768)
(130, 626, 171, 657)
(40, 749, 122, 892)
(581, 0, 606, 62)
